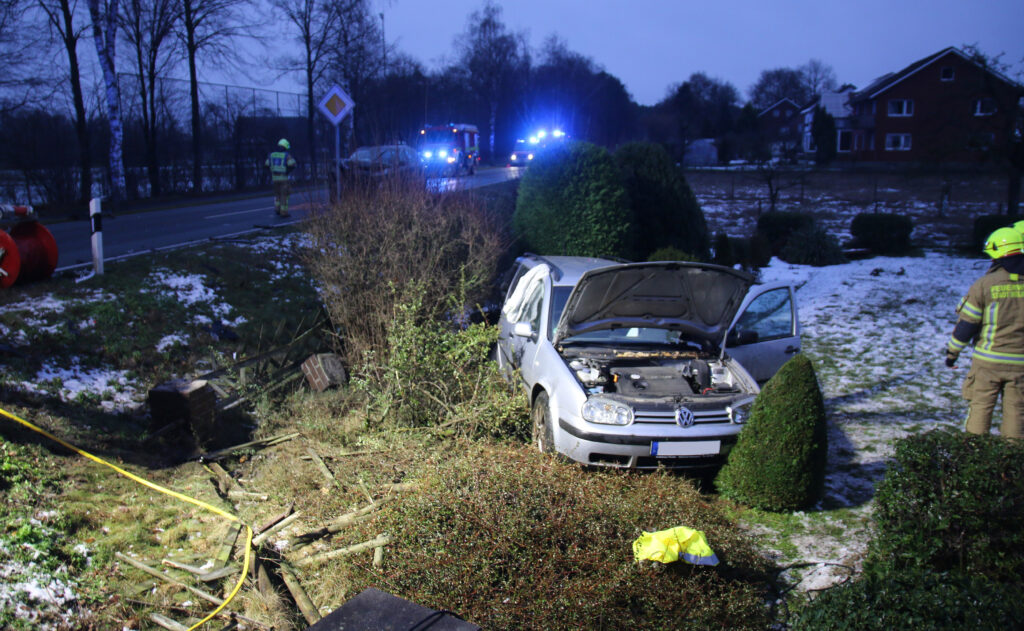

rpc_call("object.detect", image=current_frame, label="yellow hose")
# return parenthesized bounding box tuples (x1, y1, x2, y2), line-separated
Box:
(1, 405, 253, 630)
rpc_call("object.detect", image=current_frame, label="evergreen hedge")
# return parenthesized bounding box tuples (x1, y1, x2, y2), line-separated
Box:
(780, 224, 847, 266)
(614, 142, 710, 261)
(715, 354, 828, 511)
(513, 141, 631, 258)
(849, 212, 914, 255)
(755, 211, 815, 256)
(868, 429, 1024, 582)
(793, 567, 1024, 631)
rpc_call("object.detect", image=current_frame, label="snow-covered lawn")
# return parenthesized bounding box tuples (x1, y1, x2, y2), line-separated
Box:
(753, 252, 985, 592)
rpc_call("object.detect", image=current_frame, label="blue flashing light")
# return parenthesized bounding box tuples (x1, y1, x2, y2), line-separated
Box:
(553, 129, 565, 138)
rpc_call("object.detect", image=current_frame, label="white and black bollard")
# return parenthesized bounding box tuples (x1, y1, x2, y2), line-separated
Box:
(89, 197, 104, 276)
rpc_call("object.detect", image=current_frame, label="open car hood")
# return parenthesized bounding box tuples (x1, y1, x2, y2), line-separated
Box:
(553, 262, 755, 347)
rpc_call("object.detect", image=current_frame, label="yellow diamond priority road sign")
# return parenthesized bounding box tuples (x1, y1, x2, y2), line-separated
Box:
(317, 85, 355, 126)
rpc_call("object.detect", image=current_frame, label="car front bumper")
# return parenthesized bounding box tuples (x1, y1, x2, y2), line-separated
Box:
(557, 417, 741, 470)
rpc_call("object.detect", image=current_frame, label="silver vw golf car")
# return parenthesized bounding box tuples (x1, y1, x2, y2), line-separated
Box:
(495, 255, 800, 470)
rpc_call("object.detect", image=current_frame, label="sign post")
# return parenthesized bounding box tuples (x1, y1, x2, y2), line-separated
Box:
(317, 85, 356, 202)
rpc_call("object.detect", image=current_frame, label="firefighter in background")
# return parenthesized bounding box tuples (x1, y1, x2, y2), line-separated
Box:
(265, 138, 297, 217)
(945, 227, 1024, 438)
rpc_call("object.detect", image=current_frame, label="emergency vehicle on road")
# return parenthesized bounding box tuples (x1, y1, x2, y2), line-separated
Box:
(419, 123, 480, 176)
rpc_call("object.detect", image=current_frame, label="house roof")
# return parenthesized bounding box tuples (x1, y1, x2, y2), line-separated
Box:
(757, 98, 800, 118)
(854, 46, 1022, 101)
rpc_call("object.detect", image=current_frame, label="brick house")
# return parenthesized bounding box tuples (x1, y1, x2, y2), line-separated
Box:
(758, 98, 802, 158)
(817, 47, 1022, 164)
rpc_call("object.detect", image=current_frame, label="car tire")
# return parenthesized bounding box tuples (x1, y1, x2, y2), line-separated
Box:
(532, 391, 555, 454)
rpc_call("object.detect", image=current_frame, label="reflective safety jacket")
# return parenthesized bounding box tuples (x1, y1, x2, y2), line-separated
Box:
(948, 257, 1024, 366)
(632, 525, 719, 566)
(265, 151, 297, 182)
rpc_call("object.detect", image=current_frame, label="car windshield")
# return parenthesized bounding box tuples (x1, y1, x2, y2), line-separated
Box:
(551, 286, 704, 349)
(422, 129, 456, 144)
(349, 147, 381, 162)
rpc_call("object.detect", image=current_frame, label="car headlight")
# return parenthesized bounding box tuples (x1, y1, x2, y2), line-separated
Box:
(446, 156, 456, 163)
(423, 150, 433, 159)
(438, 150, 448, 158)
(510, 154, 517, 161)
(582, 396, 633, 426)
(727, 398, 755, 424)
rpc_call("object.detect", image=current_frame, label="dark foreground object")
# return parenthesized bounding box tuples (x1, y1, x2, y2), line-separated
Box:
(307, 588, 480, 631)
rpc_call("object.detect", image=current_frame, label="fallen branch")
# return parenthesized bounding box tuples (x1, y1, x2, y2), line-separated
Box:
(252, 511, 303, 547)
(280, 564, 320, 625)
(307, 448, 337, 487)
(294, 534, 392, 567)
(289, 501, 384, 545)
(115, 553, 268, 629)
(196, 432, 301, 462)
(150, 613, 188, 631)
(254, 503, 294, 535)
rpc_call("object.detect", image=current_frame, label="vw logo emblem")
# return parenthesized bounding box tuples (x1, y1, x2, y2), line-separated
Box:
(675, 407, 695, 428)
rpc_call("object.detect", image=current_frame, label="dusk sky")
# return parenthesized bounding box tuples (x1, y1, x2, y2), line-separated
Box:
(378, 0, 1024, 106)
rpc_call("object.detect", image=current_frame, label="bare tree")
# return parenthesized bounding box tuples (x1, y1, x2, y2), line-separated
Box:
(175, 0, 249, 193)
(456, 1, 528, 159)
(87, 0, 127, 204)
(325, 0, 385, 148)
(272, 0, 339, 179)
(1, 0, 45, 112)
(799, 58, 838, 97)
(749, 67, 811, 110)
(35, 0, 93, 202)
(119, 0, 179, 196)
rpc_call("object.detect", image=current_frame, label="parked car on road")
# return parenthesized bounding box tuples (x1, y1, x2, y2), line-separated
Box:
(341, 144, 423, 180)
(495, 255, 800, 470)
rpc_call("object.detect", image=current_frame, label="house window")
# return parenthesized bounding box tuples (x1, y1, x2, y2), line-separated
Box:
(940, 66, 955, 81)
(888, 99, 914, 117)
(885, 133, 912, 151)
(773, 109, 780, 117)
(974, 98, 997, 116)
(837, 130, 853, 152)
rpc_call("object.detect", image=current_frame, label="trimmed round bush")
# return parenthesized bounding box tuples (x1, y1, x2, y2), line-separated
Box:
(868, 429, 1024, 582)
(780, 224, 847, 266)
(793, 567, 1024, 631)
(513, 141, 631, 258)
(849, 212, 914, 255)
(614, 142, 710, 261)
(755, 211, 815, 256)
(715, 354, 828, 511)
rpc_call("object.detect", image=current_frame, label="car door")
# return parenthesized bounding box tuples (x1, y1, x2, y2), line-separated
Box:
(724, 282, 801, 383)
(496, 264, 547, 381)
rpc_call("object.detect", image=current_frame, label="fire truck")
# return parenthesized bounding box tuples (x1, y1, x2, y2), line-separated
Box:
(418, 124, 480, 176)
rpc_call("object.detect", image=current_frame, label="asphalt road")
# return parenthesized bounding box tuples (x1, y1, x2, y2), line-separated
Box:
(48, 166, 523, 270)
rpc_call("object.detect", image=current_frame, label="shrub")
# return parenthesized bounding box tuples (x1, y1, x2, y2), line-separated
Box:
(849, 212, 914, 255)
(972, 214, 1021, 252)
(647, 246, 699, 262)
(614, 142, 710, 261)
(715, 355, 828, 511)
(756, 211, 815, 256)
(302, 177, 503, 367)
(868, 429, 1024, 582)
(514, 141, 631, 258)
(353, 289, 528, 438)
(792, 566, 1024, 631)
(346, 445, 772, 630)
(713, 233, 772, 270)
(780, 224, 847, 266)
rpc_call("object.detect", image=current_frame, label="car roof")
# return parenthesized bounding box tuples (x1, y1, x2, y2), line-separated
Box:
(518, 254, 620, 287)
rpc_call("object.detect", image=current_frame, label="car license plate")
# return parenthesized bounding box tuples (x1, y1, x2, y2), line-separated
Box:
(651, 441, 721, 457)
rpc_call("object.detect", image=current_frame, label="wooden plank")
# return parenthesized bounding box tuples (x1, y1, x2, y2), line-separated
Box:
(251, 511, 302, 547)
(150, 613, 189, 631)
(294, 534, 392, 567)
(214, 522, 242, 568)
(280, 564, 320, 625)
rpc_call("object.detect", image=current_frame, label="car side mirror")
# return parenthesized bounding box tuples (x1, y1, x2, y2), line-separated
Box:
(727, 329, 759, 346)
(512, 322, 535, 338)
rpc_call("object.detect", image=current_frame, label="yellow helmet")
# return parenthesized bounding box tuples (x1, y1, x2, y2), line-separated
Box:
(1012, 220, 1024, 235)
(278, 138, 290, 150)
(983, 227, 1024, 259)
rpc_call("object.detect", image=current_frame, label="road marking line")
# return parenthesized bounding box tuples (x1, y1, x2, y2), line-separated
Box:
(205, 207, 275, 218)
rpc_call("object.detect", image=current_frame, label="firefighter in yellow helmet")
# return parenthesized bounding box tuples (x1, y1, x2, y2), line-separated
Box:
(945, 227, 1024, 438)
(265, 138, 297, 217)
